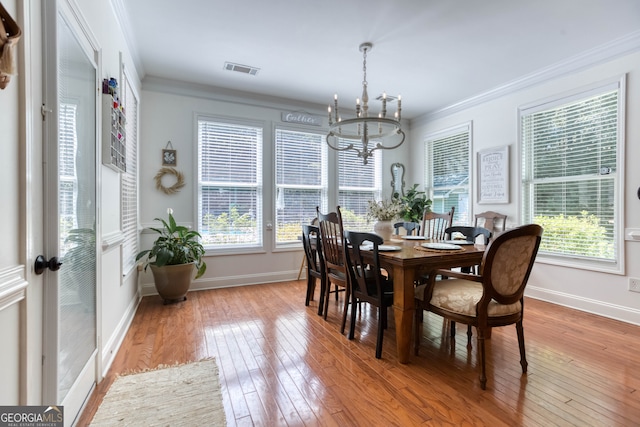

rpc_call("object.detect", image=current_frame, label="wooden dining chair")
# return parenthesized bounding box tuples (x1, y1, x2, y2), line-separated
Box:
(344, 231, 394, 359)
(316, 206, 350, 333)
(422, 207, 455, 240)
(474, 211, 507, 236)
(414, 224, 543, 389)
(302, 224, 327, 316)
(445, 226, 492, 245)
(394, 221, 421, 236)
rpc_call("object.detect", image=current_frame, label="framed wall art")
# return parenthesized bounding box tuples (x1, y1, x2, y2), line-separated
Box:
(477, 145, 509, 204)
(162, 140, 177, 166)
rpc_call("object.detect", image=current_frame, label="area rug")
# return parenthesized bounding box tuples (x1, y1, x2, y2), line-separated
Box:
(90, 358, 226, 426)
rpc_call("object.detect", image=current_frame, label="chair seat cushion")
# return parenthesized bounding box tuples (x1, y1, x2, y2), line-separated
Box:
(416, 279, 521, 317)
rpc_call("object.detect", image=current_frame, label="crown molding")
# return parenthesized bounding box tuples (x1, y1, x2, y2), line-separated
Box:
(110, 0, 144, 77)
(413, 30, 640, 126)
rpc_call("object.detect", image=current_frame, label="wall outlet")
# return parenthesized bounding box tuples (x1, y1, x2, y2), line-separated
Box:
(629, 278, 640, 292)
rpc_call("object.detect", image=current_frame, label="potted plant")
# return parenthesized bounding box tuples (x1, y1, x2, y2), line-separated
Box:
(398, 184, 432, 223)
(367, 198, 403, 241)
(136, 208, 207, 304)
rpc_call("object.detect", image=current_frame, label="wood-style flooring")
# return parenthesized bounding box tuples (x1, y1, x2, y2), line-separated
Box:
(77, 280, 640, 426)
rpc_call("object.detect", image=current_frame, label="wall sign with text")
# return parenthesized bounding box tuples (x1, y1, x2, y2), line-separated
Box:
(477, 145, 509, 204)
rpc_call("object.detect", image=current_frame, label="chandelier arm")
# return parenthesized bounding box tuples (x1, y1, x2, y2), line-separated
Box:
(373, 129, 406, 151)
(325, 134, 355, 152)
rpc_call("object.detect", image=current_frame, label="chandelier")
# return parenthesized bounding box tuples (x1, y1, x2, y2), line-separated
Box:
(326, 42, 405, 165)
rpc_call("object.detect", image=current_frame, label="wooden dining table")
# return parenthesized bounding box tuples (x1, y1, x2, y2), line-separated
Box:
(364, 238, 486, 363)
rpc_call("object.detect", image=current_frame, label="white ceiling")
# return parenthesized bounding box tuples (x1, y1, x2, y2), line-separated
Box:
(119, 0, 640, 119)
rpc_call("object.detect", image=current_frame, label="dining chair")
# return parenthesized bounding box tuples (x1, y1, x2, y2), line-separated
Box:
(302, 224, 327, 316)
(445, 226, 492, 245)
(316, 206, 350, 333)
(414, 224, 543, 389)
(474, 211, 507, 237)
(344, 231, 394, 359)
(421, 207, 455, 240)
(394, 221, 421, 236)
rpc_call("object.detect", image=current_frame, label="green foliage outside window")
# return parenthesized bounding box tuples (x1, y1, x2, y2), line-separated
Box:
(534, 212, 614, 259)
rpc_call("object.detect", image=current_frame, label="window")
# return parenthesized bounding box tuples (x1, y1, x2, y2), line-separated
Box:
(520, 80, 622, 267)
(425, 124, 471, 223)
(197, 118, 263, 249)
(121, 73, 139, 273)
(338, 144, 381, 231)
(275, 128, 328, 245)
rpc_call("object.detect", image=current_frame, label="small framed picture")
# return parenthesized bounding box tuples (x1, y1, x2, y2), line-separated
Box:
(162, 149, 177, 166)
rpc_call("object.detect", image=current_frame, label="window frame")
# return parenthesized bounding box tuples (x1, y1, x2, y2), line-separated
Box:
(196, 114, 265, 254)
(424, 123, 472, 224)
(518, 76, 626, 274)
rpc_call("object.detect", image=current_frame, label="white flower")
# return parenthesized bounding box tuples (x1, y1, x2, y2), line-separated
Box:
(367, 199, 403, 221)
(167, 208, 173, 215)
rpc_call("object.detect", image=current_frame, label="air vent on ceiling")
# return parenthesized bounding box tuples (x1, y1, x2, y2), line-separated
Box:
(375, 94, 398, 102)
(224, 62, 260, 76)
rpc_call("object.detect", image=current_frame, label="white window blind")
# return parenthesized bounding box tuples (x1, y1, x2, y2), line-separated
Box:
(275, 128, 327, 244)
(338, 143, 381, 231)
(521, 85, 620, 263)
(197, 118, 263, 248)
(121, 74, 138, 273)
(425, 125, 470, 224)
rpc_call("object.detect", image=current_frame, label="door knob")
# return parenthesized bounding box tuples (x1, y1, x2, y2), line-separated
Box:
(34, 255, 63, 275)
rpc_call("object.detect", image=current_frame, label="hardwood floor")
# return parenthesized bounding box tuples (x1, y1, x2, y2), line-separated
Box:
(77, 280, 640, 426)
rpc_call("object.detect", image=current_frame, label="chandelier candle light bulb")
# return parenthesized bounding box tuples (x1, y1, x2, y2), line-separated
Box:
(326, 42, 405, 165)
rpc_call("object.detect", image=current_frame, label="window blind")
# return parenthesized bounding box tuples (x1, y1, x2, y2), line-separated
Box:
(521, 88, 619, 262)
(275, 128, 327, 244)
(197, 119, 263, 248)
(425, 126, 470, 224)
(121, 75, 138, 273)
(338, 142, 381, 231)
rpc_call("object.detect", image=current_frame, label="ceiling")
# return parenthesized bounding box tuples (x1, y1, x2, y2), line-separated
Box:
(119, 0, 640, 120)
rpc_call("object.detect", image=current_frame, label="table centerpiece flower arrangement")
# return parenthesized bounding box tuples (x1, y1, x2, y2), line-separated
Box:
(367, 198, 404, 241)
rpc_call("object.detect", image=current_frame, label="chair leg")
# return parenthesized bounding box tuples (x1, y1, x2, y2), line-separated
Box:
(477, 327, 488, 390)
(376, 306, 385, 359)
(305, 275, 314, 306)
(414, 301, 421, 356)
(348, 294, 357, 340)
(335, 284, 339, 300)
(516, 320, 528, 373)
(323, 279, 331, 320)
(340, 286, 350, 334)
(466, 325, 473, 349)
(450, 321, 456, 338)
(317, 277, 327, 316)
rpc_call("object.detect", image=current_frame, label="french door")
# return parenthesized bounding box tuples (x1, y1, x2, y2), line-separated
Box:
(41, 1, 99, 424)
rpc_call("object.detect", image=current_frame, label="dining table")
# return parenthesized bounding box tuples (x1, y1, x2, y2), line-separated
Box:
(362, 237, 486, 363)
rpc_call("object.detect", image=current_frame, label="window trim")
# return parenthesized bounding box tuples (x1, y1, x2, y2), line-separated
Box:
(195, 114, 265, 255)
(517, 75, 626, 275)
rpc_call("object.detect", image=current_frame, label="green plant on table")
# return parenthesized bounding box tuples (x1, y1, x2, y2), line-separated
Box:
(398, 184, 432, 223)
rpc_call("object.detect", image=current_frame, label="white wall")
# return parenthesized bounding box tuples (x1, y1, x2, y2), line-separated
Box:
(137, 82, 411, 293)
(410, 50, 640, 324)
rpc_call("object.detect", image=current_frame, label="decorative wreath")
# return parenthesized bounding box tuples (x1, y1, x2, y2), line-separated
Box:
(154, 167, 185, 195)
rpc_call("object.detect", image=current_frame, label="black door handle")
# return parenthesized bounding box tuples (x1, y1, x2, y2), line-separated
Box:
(34, 255, 63, 275)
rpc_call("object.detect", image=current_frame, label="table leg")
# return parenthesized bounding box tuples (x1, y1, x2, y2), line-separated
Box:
(392, 266, 415, 364)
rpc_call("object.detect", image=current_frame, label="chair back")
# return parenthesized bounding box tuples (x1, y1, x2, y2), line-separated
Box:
(422, 207, 454, 240)
(445, 226, 492, 245)
(316, 206, 348, 285)
(394, 221, 421, 236)
(474, 211, 507, 235)
(479, 224, 543, 306)
(302, 224, 324, 278)
(344, 231, 386, 302)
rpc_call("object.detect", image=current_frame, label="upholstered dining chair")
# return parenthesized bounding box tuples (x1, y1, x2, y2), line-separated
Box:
(302, 224, 327, 316)
(316, 206, 350, 333)
(344, 231, 394, 359)
(422, 207, 455, 240)
(474, 211, 507, 237)
(394, 221, 421, 236)
(414, 224, 543, 389)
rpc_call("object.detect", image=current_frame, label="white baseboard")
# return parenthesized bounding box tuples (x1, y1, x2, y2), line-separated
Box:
(140, 270, 300, 296)
(100, 290, 141, 377)
(525, 285, 640, 326)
